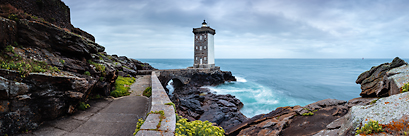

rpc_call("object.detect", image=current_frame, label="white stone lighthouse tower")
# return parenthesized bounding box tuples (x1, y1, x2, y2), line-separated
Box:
(193, 20, 215, 68)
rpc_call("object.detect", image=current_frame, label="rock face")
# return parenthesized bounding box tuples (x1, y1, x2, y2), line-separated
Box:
(356, 57, 407, 97)
(168, 69, 245, 129)
(225, 99, 349, 136)
(0, 1, 155, 135)
(337, 92, 409, 135)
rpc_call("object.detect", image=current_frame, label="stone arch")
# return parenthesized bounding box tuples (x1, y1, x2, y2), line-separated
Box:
(162, 77, 184, 94)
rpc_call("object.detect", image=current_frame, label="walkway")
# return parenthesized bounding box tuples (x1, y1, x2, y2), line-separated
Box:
(130, 75, 151, 96)
(18, 76, 152, 136)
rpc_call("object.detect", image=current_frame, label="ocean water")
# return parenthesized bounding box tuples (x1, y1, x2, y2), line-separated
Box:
(139, 59, 398, 118)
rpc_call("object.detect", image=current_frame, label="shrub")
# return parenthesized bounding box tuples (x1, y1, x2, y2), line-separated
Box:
(110, 76, 136, 97)
(60, 59, 65, 64)
(355, 119, 383, 135)
(5, 45, 14, 53)
(302, 112, 314, 116)
(78, 102, 90, 110)
(99, 77, 104, 81)
(401, 82, 409, 93)
(143, 87, 152, 97)
(175, 116, 225, 136)
(133, 118, 145, 136)
(84, 71, 91, 76)
(8, 14, 18, 21)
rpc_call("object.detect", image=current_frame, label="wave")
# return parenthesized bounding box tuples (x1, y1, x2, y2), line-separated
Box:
(235, 76, 247, 83)
(205, 81, 286, 117)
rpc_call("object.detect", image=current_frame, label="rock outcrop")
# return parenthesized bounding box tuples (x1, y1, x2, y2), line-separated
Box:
(225, 99, 350, 136)
(356, 57, 407, 97)
(168, 69, 246, 129)
(0, 1, 155, 135)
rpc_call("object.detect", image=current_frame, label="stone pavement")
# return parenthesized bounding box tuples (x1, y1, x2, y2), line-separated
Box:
(17, 82, 151, 136)
(130, 75, 151, 96)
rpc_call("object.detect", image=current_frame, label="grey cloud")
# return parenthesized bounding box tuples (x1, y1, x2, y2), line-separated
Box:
(62, 0, 409, 58)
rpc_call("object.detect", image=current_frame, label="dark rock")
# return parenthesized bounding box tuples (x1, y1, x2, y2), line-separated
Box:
(122, 67, 137, 77)
(347, 97, 377, 108)
(356, 57, 408, 97)
(218, 99, 236, 107)
(0, 1, 155, 135)
(0, 17, 17, 48)
(304, 99, 347, 111)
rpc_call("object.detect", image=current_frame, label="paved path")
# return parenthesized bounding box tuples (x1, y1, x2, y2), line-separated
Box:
(130, 75, 151, 96)
(18, 76, 152, 136)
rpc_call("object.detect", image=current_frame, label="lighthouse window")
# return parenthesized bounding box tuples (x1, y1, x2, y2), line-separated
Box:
(196, 57, 198, 60)
(204, 46, 206, 50)
(204, 57, 207, 60)
(200, 35, 202, 40)
(196, 46, 198, 50)
(200, 46, 202, 50)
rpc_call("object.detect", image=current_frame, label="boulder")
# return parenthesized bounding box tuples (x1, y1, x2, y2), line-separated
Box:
(356, 57, 408, 97)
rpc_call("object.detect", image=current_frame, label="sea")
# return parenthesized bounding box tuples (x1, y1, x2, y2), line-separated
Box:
(139, 59, 398, 118)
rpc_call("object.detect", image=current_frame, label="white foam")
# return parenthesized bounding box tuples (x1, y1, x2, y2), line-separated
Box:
(235, 76, 247, 82)
(166, 80, 174, 96)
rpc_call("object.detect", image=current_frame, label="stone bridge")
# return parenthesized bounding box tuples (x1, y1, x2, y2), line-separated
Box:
(155, 67, 221, 90)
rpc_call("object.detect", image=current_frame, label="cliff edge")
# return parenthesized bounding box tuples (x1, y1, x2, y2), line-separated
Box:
(0, 1, 155, 135)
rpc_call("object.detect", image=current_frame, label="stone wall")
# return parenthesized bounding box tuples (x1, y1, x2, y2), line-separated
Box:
(136, 71, 176, 135)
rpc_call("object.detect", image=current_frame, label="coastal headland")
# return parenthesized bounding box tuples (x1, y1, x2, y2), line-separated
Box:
(1, 0, 409, 136)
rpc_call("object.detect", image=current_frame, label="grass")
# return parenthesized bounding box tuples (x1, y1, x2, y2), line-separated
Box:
(84, 71, 90, 76)
(110, 76, 136, 97)
(148, 110, 166, 130)
(165, 102, 176, 111)
(143, 87, 152, 97)
(88, 60, 105, 73)
(78, 102, 90, 110)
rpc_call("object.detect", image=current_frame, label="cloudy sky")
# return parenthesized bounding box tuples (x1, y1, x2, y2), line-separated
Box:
(62, 0, 409, 59)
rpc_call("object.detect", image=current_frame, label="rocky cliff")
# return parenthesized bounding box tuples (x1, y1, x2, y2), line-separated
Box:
(168, 69, 248, 129)
(0, 1, 155, 135)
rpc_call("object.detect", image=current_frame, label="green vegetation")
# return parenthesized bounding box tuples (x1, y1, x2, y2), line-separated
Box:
(5, 45, 14, 53)
(165, 102, 176, 111)
(88, 60, 106, 73)
(149, 110, 166, 130)
(84, 71, 91, 76)
(302, 112, 314, 116)
(89, 94, 102, 99)
(60, 59, 65, 64)
(355, 119, 383, 135)
(78, 102, 90, 110)
(175, 115, 225, 136)
(110, 76, 135, 97)
(8, 14, 18, 21)
(133, 118, 145, 136)
(0, 59, 60, 78)
(371, 98, 379, 104)
(143, 87, 152, 97)
(99, 77, 104, 81)
(402, 82, 409, 93)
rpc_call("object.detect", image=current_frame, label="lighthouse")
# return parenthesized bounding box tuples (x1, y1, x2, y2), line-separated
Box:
(193, 20, 215, 68)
